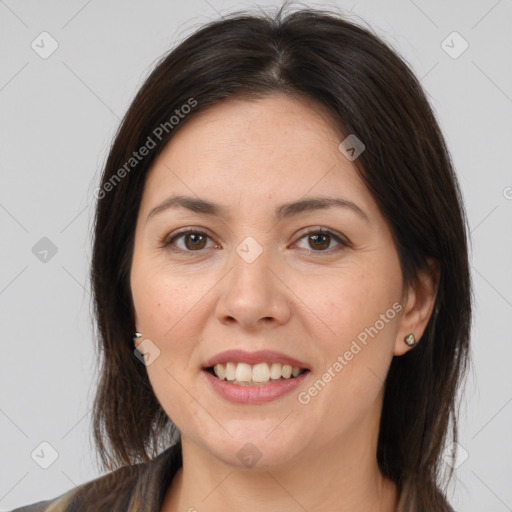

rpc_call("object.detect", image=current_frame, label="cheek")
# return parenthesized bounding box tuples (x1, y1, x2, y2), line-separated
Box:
(130, 262, 207, 399)
(131, 264, 212, 428)
(291, 256, 402, 413)
(132, 260, 206, 339)
(292, 260, 402, 347)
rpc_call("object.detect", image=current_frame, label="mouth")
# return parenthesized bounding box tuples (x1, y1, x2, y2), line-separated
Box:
(204, 362, 310, 386)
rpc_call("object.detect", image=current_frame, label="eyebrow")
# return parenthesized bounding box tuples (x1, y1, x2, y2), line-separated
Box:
(146, 194, 369, 223)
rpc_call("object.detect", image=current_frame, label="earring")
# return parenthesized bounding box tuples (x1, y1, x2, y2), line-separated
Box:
(133, 332, 142, 341)
(404, 333, 417, 347)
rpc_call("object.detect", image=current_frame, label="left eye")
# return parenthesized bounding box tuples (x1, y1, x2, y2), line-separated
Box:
(163, 228, 348, 253)
(294, 228, 348, 253)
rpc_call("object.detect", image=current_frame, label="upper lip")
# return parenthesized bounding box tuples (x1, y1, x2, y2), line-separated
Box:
(203, 349, 310, 370)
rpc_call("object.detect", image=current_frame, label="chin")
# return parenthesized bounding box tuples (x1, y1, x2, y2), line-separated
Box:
(199, 422, 312, 470)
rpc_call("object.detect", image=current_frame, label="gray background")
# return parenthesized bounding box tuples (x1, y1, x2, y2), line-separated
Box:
(1, 0, 511, 510)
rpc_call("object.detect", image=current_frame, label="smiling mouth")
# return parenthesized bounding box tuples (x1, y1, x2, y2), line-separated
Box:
(205, 362, 310, 386)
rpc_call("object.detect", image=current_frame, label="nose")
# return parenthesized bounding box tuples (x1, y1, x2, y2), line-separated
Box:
(215, 247, 292, 331)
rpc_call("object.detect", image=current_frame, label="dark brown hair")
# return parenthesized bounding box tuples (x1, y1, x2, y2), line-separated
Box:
(89, 3, 472, 510)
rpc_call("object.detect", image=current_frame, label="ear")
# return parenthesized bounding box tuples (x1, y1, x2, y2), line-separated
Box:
(394, 258, 440, 356)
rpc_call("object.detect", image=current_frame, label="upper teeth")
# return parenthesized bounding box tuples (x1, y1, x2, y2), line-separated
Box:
(213, 362, 303, 383)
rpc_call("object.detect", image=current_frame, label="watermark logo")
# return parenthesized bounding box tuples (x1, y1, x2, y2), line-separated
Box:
(237, 442, 263, 467)
(442, 441, 469, 469)
(31, 31, 59, 59)
(338, 134, 365, 161)
(32, 237, 58, 263)
(134, 338, 161, 366)
(94, 98, 197, 200)
(441, 31, 469, 59)
(31, 441, 59, 469)
(236, 236, 263, 264)
(152, 97, 198, 140)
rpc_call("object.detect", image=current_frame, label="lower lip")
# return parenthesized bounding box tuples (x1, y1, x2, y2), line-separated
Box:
(203, 369, 310, 404)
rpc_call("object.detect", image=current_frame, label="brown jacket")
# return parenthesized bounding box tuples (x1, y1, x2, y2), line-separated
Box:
(10, 442, 182, 512)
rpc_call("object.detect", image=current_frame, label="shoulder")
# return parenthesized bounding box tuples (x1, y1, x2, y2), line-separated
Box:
(8, 463, 139, 512)
(8, 443, 182, 512)
(9, 487, 77, 512)
(10, 499, 54, 512)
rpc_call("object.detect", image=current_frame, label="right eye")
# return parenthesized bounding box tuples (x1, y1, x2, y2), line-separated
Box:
(163, 228, 219, 253)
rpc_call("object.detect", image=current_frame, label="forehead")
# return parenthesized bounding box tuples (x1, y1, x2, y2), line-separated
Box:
(139, 93, 375, 219)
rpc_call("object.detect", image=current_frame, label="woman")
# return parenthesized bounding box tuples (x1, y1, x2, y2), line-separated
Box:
(12, 3, 472, 511)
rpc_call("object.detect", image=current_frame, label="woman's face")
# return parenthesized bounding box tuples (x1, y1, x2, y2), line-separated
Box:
(130, 93, 422, 469)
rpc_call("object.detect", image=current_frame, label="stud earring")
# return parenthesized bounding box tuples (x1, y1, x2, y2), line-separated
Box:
(404, 333, 417, 347)
(133, 332, 142, 341)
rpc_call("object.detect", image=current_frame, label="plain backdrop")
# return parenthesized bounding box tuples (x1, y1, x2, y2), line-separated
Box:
(1, 0, 511, 510)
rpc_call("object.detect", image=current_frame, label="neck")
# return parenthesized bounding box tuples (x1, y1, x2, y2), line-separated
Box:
(161, 428, 398, 512)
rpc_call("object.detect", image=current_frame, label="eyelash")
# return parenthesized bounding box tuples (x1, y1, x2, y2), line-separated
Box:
(162, 227, 350, 255)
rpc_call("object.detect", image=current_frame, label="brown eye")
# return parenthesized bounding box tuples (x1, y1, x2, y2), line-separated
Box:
(295, 228, 349, 253)
(164, 230, 215, 252)
(182, 232, 208, 250)
(308, 232, 331, 250)
(163, 227, 348, 255)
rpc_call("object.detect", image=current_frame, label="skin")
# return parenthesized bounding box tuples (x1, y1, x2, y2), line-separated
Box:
(130, 93, 439, 512)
